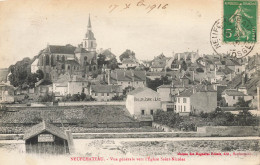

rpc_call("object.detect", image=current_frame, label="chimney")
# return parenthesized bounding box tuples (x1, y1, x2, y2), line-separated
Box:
(193, 87, 196, 94)
(205, 85, 208, 91)
(192, 71, 195, 82)
(116, 71, 118, 82)
(242, 73, 245, 86)
(257, 87, 260, 111)
(108, 70, 111, 85)
(131, 70, 134, 77)
(215, 65, 217, 77)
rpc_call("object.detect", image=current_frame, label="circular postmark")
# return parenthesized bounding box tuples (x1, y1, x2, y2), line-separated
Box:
(210, 16, 255, 58)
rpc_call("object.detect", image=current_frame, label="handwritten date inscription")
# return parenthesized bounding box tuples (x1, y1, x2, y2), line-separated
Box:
(109, 0, 169, 13)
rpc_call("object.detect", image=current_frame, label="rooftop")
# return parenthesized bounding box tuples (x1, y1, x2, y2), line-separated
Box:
(110, 70, 146, 82)
(91, 85, 122, 93)
(23, 121, 67, 140)
(128, 87, 158, 96)
(44, 45, 76, 54)
(222, 89, 246, 96)
(177, 84, 216, 97)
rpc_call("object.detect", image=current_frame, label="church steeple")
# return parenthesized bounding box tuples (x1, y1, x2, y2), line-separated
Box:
(87, 14, 92, 30)
(83, 14, 97, 51)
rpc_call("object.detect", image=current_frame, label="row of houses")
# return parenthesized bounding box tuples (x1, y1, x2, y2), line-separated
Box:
(126, 83, 259, 118)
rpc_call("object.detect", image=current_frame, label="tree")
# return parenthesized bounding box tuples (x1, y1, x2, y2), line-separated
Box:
(119, 49, 136, 62)
(8, 57, 37, 88)
(71, 93, 81, 101)
(108, 57, 118, 70)
(97, 54, 106, 69)
(26, 73, 38, 88)
(38, 93, 54, 102)
(9, 62, 30, 87)
(80, 92, 86, 101)
(196, 68, 204, 73)
(111, 95, 124, 101)
(36, 69, 44, 80)
(153, 110, 182, 128)
(235, 97, 250, 108)
(181, 61, 187, 71)
(123, 86, 135, 95)
(147, 78, 161, 91)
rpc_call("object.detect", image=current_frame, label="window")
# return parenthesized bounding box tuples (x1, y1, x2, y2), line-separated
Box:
(45, 54, 50, 65)
(150, 110, 153, 115)
(107, 93, 109, 96)
(183, 98, 186, 103)
(178, 98, 180, 103)
(141, 110, 145, 115)
(82, 83, 84, 86)
(102, 93, 104, 96)
(68, 65, 70, 70)
(181, 106, 182, 112)
(184, 106, 186, 112)
(57, 55, 60, 61)
(95, 93, 97, 96)
(233, 96, 235, 99)
(174, 105, 176, 111)
(128, 82, 130, 84)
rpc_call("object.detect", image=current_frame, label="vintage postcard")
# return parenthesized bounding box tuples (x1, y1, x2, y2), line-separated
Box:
(0, 0, 259, 165)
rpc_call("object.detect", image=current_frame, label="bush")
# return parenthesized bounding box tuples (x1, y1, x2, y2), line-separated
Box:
(111, 95, 124, 101)
(153, 110, 182, 128)
(200, 112, 208, 118)
(38, 93, 54, 102)
(196, 68, 204, 72)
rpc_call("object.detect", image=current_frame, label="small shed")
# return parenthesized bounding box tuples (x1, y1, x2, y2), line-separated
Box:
(24, 121, 69, 154)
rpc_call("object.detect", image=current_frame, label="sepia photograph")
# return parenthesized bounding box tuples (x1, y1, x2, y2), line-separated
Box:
(0, 0, 259, 164)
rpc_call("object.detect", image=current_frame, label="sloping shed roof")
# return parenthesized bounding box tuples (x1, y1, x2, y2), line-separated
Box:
(222, 89, 246, 96)
(91, 85, 123, 93)
(128, 87, 158, 96)
(24, 121, 67, 140)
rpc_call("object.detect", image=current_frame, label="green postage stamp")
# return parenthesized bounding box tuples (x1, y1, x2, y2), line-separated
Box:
(223, 0, 258, 42)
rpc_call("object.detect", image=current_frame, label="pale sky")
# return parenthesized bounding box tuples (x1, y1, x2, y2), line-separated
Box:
(0, 0, 259, 68)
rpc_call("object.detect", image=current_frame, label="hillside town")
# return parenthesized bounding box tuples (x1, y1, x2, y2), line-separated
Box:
(1, 16, 259, 118)
(0, 11, 259, 164)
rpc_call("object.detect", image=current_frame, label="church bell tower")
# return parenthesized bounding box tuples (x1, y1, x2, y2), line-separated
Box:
(83, 14, 97, 51)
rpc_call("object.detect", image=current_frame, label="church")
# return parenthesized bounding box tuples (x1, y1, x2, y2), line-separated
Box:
(31, 15, 98, 81)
